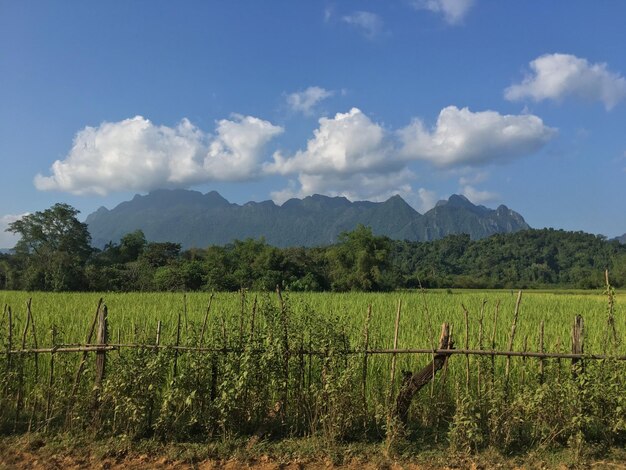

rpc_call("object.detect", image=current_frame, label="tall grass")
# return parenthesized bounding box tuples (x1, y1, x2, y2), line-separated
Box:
(0, 289, 625, 454)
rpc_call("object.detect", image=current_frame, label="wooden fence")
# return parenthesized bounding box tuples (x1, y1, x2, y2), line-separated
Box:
(1, 286, 623, 434)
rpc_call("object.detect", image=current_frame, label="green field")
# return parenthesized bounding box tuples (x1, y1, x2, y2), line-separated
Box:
(1, 289, 625, 454)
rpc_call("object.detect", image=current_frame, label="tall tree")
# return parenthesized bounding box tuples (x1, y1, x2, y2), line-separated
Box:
(7, 203, 92, 291)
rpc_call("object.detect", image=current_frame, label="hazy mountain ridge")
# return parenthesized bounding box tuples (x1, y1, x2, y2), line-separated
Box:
(86, 189, 531, 249)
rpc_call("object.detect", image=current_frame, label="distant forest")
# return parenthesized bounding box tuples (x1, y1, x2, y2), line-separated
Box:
(2, 203, 626, 292)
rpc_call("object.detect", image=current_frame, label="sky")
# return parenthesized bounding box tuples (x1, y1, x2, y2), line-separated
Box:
(1, 1, 626, 247)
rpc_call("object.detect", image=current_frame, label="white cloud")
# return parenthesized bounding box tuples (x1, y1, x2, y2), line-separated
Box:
(459, 170, 489, 186)
(342, 11, 383, 39)
(268, 108, 410, 203)
(0, 214, 28, 248)
(505, 53, 626, 110)
(398, 106, 555, 166)
(266, 108, 394, 176)
(35, 115, 283, 195)
(411, 0, 474, 24)
(286, 86, 334, 115)
(415, 188, 438, 213)
(271, 168, 415, 205)
(460, 185, 498, 204)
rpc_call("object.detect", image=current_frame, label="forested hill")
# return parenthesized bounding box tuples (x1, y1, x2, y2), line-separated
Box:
(85, 189, 529, 249)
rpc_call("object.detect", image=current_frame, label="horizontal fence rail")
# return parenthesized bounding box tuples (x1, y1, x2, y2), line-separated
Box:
(6, 344, 626, 361)
(1, 283, 624, 444)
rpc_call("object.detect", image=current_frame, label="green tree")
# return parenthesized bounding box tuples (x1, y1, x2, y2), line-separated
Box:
(326, 225, 392, 291)
(7, 203, 92, 291)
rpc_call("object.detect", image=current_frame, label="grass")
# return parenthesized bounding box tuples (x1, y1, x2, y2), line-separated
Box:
(0, 288, 625, 457)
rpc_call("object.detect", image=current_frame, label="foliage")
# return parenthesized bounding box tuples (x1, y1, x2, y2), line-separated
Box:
(6, 203, 92, 291)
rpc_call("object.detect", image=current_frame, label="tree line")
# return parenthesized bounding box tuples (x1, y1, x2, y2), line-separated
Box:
(1, 203, 625, 292)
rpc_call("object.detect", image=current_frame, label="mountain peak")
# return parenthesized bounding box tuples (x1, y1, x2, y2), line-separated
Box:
(86, 189, 530, 248)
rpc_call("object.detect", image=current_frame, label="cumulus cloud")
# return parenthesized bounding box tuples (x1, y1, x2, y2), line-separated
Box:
(411, 0, 474, 24)
(460, 185, 498, 204)
(398, 106, 555, 166)
(35, 115, 283, 195)
(505, 53, 626, 110)
(271, 168, 415, 205)
(0, 214, 28, 248)
(268, 108, 409, 203)
(286, 86, 334, 115)
(342, 11, 383, 39)
(266, 108, 394, 176)
(267, 105, 553, 209)
(458, 170, 489, 186)
(415, 188, 438, 213)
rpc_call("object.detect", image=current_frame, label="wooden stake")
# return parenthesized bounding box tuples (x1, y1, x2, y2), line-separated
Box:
(183, 293, 189, 334)
(173, 310, 181, 377)
(462, 304, 470, 390)
(276, 285, 289, 420)
(94, 305, 108, 389)
(362, 304, 372, 420)
(490, 300, 499, 385)
(45, 326, 56, 432)
(26, 299, 39, 384)
(477, 299, 486, 396)
(393, 323, 452, 426)
(199, 294, 213, 347)
(156, 320, 162, 346)
(539, 320, 545, 384)
(388, 299, 402, 405)
(505, 291, 522, 383)
(250, 295, 257, 342)
(70, 299, 104, 400)
(571, 315, 584, 378)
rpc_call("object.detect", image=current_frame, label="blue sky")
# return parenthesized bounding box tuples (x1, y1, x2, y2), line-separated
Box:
(1, 1, 626, 247)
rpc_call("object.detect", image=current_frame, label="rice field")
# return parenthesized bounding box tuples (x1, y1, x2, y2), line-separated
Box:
(1, 288, 625, 452)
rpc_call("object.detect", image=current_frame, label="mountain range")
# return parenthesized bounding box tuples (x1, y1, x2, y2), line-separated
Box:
(85, 189, 530, 249)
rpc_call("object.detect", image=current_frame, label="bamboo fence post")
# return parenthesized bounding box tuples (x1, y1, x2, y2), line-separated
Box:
(539, 320, 545, 383)
(94, 305, 108, 389)
(522, 334, 528, 386)
(556, 336, 562, 380)
(572, 315, 584, 378)
(604, 270, 618, 351)
(393, 322, 452, 426)
(183, 293, 189, 334)
(239, 288, 246, 346)
(462, 304, 470, 390)
(388, 299, 402, 407)
(477, 299, 486, 396)
(505, 291, 522, 384)
(276, 285, 289, 420)
(199, 294, 214, 347)
(490, 301, 499, 385)
(156, 320, 162, 347)
(250, 295, 257, 342)
(14, 302, 32, 431)
(173, 310, 181, 377)
(45, 326, 56, 432)
(362, 304, 372, 421)
(6, 305, 12, 373)
(26, 299, 39, 383)
(70, 299, 104, 400)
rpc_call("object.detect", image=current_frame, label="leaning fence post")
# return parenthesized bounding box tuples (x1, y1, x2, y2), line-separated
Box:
(392, 322, 452, 427)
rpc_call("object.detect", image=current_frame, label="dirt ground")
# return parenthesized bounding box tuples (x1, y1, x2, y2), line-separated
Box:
(2, 436, 625, 470)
